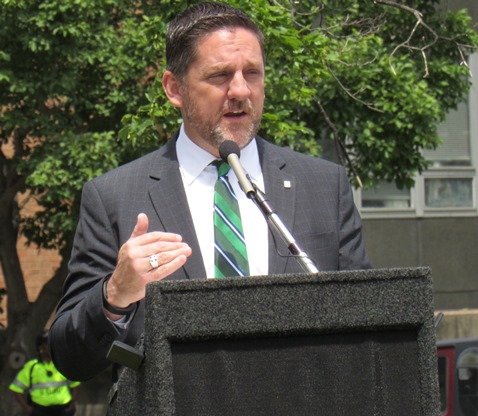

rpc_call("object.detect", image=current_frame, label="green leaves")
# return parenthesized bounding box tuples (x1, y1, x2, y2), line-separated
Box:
(21, 131, 121, 248)
(1, 0, 152, 249)
(1, 0, 477, 250)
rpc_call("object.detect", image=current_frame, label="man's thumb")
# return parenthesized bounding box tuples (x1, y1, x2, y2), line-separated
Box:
(130, 213, 149, 238)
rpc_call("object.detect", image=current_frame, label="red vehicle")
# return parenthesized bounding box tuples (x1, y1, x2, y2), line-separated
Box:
(437, 337, 478, 415)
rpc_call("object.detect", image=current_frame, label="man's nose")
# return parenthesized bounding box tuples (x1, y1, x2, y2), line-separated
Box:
(227, 72, 251, 100)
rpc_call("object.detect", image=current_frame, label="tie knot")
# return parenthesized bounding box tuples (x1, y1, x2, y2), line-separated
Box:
(212, 160, 231, 177)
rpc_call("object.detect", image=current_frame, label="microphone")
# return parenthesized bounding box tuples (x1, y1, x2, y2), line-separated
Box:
(217, 140, 319, 274)
(219, 141, 255, 197)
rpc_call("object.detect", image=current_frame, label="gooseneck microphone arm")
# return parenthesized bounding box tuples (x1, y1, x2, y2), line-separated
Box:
(219, 141, 319, 274)
(248, 182, 319, 274)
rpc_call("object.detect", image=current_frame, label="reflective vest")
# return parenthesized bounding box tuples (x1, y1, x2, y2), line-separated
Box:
(9, 359, 80, 407)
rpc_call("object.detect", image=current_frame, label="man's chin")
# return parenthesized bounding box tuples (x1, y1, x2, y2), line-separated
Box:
(215, 127, 255, 148)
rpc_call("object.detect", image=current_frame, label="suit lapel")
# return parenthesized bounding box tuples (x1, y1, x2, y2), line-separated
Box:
(257, 139, 298, 275)
(148, 140, 207, 280)
(146, 137, 299, 280)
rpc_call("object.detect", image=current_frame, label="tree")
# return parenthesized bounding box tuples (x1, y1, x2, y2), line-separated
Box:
(0, 0, 476, 414)
(123, 0, 478, 189)
(0, 1, 157, 413)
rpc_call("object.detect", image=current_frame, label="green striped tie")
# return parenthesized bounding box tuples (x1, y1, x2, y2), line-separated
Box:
(213, 161, 250, 278)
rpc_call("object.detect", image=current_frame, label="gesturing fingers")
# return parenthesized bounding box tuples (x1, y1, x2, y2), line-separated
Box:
(145, 242, 192, 272)
(110, 225, 191, 307)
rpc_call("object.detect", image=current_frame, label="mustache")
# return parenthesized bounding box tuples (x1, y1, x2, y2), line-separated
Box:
(223, 100, 253, 113)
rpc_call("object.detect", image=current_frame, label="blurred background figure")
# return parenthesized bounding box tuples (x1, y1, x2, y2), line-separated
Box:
(9, 331, 79, 416)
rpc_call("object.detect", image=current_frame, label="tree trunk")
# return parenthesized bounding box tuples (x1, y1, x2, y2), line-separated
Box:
(0, 193, 71, 416)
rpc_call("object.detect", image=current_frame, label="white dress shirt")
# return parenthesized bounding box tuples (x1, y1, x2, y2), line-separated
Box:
(176, 125, 269, 278)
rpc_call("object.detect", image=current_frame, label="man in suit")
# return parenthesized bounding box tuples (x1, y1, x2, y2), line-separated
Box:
(49, 2, 371, 382)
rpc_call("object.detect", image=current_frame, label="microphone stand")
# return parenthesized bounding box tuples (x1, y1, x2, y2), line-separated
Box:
(223, 146, 318, 274)
(248, 181, 319, 274)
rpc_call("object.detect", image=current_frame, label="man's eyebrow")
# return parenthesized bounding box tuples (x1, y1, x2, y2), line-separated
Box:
(203, 64, 230, 75)
(203, 60, 264, 75)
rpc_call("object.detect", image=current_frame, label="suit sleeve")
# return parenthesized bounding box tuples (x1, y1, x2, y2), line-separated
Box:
(49, 179, 143, 382)
(337, 166, 372, 270)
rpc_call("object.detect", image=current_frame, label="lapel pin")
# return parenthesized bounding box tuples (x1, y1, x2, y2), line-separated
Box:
(283, 180, 291, 189)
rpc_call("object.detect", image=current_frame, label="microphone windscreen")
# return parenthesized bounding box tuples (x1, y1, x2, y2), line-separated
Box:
(219, 140, 240, 162)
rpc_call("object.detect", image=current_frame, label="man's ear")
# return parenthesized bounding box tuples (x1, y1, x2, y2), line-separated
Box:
(162, 70, 183, 108)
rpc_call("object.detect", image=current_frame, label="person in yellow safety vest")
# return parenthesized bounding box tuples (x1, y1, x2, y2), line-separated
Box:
(9, 331, 80, 416)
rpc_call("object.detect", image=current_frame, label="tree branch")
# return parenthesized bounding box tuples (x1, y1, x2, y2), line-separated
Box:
(326, 63, 384, 113)
(373, 0, 472, 77)
(315, 99, 363, 189)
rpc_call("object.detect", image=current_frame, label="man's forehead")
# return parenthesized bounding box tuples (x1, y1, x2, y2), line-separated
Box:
(194, 28, 264, 62)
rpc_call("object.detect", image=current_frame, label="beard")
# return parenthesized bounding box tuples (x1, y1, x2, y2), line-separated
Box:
(181, 91, 262, 150)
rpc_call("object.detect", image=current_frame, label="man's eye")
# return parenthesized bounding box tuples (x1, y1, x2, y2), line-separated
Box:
(211, 73, 228, 79)
(246, 69, 262, 78)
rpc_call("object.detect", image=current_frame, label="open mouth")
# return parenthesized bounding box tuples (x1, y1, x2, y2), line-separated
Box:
(224, 111, 247, 118)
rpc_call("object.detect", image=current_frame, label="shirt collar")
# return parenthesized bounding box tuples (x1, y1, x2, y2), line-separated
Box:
(176, 124, 262, 185)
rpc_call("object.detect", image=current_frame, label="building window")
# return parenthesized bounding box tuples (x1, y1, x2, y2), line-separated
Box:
(423, 99, 471, 167)
(425, 177, 473, 208)
(361, 181, 411, 209)
(356, 53, 477, 218)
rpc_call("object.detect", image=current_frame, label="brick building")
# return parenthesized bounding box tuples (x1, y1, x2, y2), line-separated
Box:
(0, 195, 61, 328)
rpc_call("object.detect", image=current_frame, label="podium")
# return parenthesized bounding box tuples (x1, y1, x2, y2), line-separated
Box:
(108, 267, 440, 415)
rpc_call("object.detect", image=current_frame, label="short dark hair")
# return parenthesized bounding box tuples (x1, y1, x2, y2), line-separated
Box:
(166, 2, 265, 79)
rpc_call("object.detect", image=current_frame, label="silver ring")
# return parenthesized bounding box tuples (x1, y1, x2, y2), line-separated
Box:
(149, 254, 159, 269)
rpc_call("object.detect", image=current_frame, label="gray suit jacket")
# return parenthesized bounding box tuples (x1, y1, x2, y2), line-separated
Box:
(50, 136, 371, 381)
